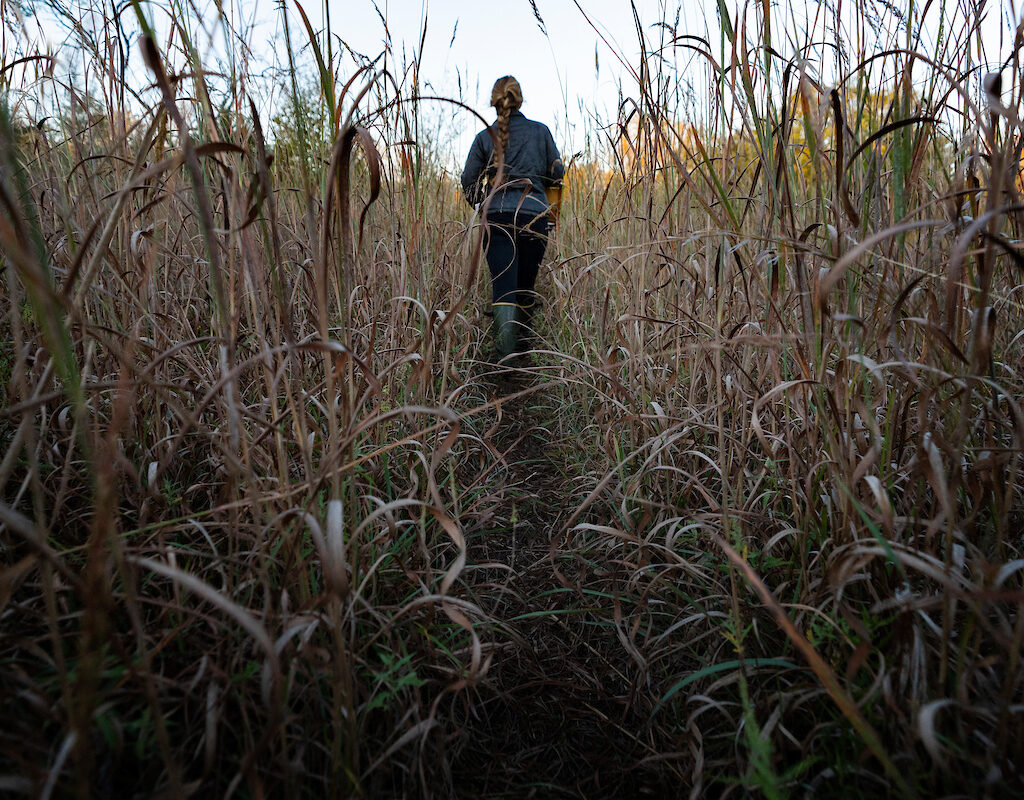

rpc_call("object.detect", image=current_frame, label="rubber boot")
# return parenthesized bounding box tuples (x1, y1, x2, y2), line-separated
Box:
(517, 303, 536, 349)
(492, 303, 518, 359)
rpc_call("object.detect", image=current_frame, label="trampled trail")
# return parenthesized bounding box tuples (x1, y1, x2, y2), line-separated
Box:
(450, 363, 678, 798)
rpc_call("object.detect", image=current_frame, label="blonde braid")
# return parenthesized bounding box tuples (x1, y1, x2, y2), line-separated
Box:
(489, 76, 522, 172)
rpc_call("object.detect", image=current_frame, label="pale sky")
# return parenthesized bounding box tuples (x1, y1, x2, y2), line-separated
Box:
(304, 0, 714, 156)
(302, 0, 1018, 163)
(16, 0, 1022, 165)
(240, 0, 726, 165)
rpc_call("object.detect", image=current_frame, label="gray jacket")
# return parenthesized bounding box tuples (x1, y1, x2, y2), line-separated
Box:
(461, 111, 564, 216)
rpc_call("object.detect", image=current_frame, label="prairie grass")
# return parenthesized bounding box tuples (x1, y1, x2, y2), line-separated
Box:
(1, 0, 1022, 797)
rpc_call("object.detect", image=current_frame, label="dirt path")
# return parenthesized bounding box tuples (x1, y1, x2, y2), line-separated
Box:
(450, 363, 677, 798)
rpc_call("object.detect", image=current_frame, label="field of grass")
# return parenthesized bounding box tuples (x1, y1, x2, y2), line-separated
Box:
(1, 0, 1022, 797)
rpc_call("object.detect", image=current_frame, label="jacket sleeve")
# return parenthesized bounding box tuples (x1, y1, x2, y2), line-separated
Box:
(544, 126, 564, 185)
(461, 132, 489, 206)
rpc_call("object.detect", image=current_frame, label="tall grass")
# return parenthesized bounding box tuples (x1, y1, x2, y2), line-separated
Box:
(1, 0, 1022, 797)
(555, 1, 1024, 795)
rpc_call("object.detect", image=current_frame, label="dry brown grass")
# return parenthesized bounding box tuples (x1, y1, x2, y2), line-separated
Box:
(1, 1, 1022, 797)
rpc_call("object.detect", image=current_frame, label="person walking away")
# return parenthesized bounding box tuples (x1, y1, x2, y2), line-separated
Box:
(461, 76, 564, 358)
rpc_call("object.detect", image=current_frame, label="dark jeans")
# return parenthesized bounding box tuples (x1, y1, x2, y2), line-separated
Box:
(483, 211, 549, 308)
